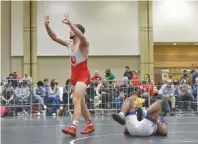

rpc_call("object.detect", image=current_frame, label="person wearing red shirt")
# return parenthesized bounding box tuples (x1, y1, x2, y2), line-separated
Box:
(131, 71, 139, 87)
(91, 70, 102, 81)
(140, 74, 154, 97)
(13, 72, 21, 79)
(140, 81, 154, 97)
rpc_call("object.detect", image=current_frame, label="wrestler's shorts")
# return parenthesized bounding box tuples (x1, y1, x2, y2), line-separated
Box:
(126, 112, 157, 136)
(71, 70, 90, 87)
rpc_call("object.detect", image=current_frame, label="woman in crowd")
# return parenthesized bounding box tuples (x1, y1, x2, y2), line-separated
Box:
(47, 80, 61, 116)
(1, 82, 15, 105)
(15, 81, 30, 115)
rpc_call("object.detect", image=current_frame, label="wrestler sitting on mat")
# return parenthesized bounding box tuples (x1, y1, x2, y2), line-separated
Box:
(112, 91, 168, 136)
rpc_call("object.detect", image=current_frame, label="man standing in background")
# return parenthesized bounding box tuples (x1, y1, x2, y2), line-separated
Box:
(123, 66, 133, 80)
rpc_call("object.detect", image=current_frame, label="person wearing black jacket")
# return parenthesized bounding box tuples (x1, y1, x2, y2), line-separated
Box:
(123, 66, 133, 80)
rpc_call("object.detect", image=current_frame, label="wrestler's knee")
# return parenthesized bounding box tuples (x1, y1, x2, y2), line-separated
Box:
(72, 96, 81, 105)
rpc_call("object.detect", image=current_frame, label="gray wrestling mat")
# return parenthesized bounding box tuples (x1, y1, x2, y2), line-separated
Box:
(1, 115, 198, 144)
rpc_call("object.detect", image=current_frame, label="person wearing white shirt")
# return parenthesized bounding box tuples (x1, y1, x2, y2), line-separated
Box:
(22, 73, 32, 85)
(159, 79, 175, 116)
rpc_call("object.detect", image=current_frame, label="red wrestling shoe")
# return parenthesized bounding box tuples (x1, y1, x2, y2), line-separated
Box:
(81, 123, 95, 134)
(124, 127, 130, 135)
(62, 125, 77, 137)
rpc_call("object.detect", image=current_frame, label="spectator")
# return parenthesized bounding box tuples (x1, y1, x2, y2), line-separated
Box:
(159, 79, 175, 116)
(180, 70, 189, 83)
(119, 77, 130, 96)
(191, 69, 198, 84)
(114, 92, 125, 110)
(22, 72, 32, 85)
(91, 70, 102, 81)
(86, 82, 96, 109)
(95, 78, 109, 98)
(123, 66, 132, 80)
(15, 81, 30, 100)
(140, 81, 154, 97)
(96, 79, 114, 109)
(6, 73, 18, 88)
(173, 79, 179, 96)
(63, 79, 72, 104)
(177, 79, 194, 114)
(13, 71, 21, 79)
(33, 81, 47, 116)
(47, 81, 61, 116)
(43, 78, 50, 97)
(114, 80, 122, 97)
(131, 71, 139, 87)
(14, 81, 30, 115)
(104, 69, 115, 82)
(140, 74, 154, 97)
(192, 77, 198, 99)
(144, 74, 151, 84)
(0, 83, 15, 105)
(0, 81, 5, 93)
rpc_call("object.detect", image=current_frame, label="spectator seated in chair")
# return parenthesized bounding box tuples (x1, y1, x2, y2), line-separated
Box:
(115, 92, 125, 111)
(22, 72, 32, 85)
(141, 74, 155, 97)
(43, 78, 50, 98)
(6, 73, 18, 89)
(14, 80, 30, 115)
(45, 80, 61, 116)
(86, 82, 96, 110)
(62, 79, 72, 105)
(120, 77, 130, 94)
(0, 82, 15, 105)
(177, 79, 195, 114)
(114, 79, 129, 98)
(159, 79, 176, 116)
(33, 81, 47, 116)
(91, 70, 102, 87)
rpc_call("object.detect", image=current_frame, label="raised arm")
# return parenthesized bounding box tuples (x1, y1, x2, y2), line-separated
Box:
(62, 15, 88, 46)
(45, 16, 70, 47)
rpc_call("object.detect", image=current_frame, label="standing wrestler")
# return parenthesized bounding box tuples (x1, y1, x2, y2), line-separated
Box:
(44, 15, 95, 137)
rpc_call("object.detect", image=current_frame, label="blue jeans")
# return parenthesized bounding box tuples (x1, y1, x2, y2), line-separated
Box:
(34, 95, 45, 111)
(45, 95, 61, 114)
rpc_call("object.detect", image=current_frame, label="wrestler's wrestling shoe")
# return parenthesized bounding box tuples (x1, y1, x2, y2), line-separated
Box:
(62, 125, 77, 137)
(81, 124, 95, 134)
(112, 113, 126, 125)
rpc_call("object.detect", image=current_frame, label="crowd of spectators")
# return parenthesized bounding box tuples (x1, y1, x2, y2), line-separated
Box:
(0, 67, 198, 117)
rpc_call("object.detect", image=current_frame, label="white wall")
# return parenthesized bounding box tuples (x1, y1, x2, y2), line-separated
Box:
(37, 1, 139, 56)
(10, 1, 198, 56)
(153, 0, 198, 42)
(11, 1, 23, 56)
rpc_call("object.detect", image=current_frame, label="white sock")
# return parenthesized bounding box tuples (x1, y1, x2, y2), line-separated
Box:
(72, 120, 79, 127)
(119, 112, 125, 119)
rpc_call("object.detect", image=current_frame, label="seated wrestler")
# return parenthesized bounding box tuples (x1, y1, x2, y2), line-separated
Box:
(112, 91, 168, 136)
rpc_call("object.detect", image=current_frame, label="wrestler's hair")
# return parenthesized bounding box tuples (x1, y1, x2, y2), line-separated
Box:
(75, 24, 85, 34)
